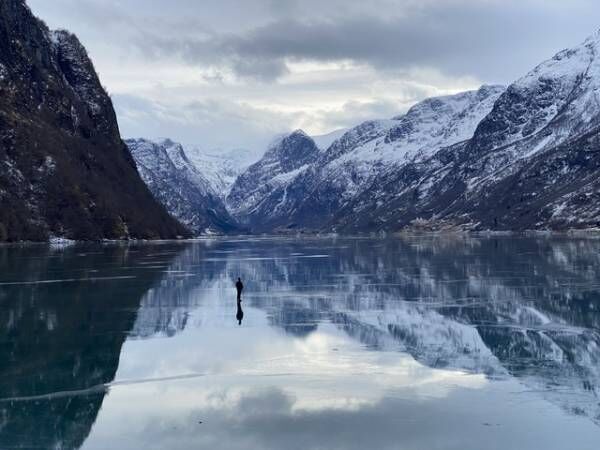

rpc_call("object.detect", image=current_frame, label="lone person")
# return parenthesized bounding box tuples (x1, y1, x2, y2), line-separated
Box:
(235, 278, 244, 301)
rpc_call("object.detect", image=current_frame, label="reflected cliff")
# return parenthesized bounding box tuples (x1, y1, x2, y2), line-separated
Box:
(0, 243, 188, 449)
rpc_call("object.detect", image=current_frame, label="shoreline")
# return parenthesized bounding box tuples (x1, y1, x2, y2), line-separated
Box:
(2, 228, 600, 246)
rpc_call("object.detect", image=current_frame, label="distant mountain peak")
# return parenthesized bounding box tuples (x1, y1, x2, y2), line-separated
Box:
(267, 129, 310, 150)
(585, 27, 600, 44)
(227, 129, 321, 217)
(290, 129, 308, 137)
(126, 138, 239, 235)
(269, 129, 318, 157)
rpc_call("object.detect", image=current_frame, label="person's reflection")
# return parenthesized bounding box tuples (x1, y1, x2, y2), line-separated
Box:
(235, 301, 244, 326)
(236, 299, 244, 326)
(235, 277, 245, 325)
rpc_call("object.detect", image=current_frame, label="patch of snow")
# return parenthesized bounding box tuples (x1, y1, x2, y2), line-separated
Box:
(49, 236, 76, 248)
(186, 146, 259, 198)
(0, 63, 7, 81)
(270, 164, 310, 185)
(312, 128, 349, 151)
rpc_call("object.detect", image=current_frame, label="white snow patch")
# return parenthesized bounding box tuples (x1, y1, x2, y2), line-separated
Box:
(312, 128, 349, 151)
(49, 236, 76, 248)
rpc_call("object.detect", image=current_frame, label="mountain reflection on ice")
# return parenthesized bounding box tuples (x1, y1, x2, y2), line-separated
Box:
(0, 244, 182, 449)
(1, 236, 600, 449)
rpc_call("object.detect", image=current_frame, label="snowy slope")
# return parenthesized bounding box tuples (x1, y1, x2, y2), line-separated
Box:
(329, 85, 504, 168)
(319, 85, 505, 199)
(227, 130, 321, 218)
(470, 30, 600, 160)
(333, 30, 600, 232)
(126, 138, 239, 234)
(185, 147, 258, 198)
(312, 128, 349, 151)
(229, 86, 504, 231)
(126, 30, 600, 234)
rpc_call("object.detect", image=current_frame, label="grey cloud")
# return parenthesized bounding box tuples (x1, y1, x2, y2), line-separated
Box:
(113, 92, 407, 154)
(230, 56, 290, 82)
(113, 94, 300, 152)
(131, 1, 600, 83)
(25, 0, 600, 150)
(29, 0, 600, 84)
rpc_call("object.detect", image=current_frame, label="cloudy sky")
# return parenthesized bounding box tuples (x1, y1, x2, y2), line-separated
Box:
(28, 0, 600, 153)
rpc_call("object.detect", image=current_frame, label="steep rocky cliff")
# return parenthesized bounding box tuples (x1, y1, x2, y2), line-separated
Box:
(0, 0, 188, 241)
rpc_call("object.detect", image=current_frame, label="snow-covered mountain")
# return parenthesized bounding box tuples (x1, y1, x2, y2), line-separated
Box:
(227, 85, 505, 231)
(469, 31, 600, 159)
(124, 30, 600, 235)
(126, 138, 239, 235)
(332, 30, 600, 232)
(227, 130, 322, 219)
(222, 30, 600, 233)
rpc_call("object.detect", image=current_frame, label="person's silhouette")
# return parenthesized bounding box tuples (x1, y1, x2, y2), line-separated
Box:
(236, 300, 244, 326)
(235, 278, 244, 301)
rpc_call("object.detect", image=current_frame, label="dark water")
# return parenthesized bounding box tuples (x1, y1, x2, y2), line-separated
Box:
(1, 236, 600, 450)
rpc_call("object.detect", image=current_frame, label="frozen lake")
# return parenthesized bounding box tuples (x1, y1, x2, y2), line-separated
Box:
(1, 236, 600, 449)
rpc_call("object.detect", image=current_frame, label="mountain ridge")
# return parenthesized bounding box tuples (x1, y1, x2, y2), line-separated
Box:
(212, 30, 600, 233)
(8, 0, 599, 238)
(224, 85, 505, 232)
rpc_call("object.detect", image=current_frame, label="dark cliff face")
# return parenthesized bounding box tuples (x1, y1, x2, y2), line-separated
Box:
(0, 0, 189, 241)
